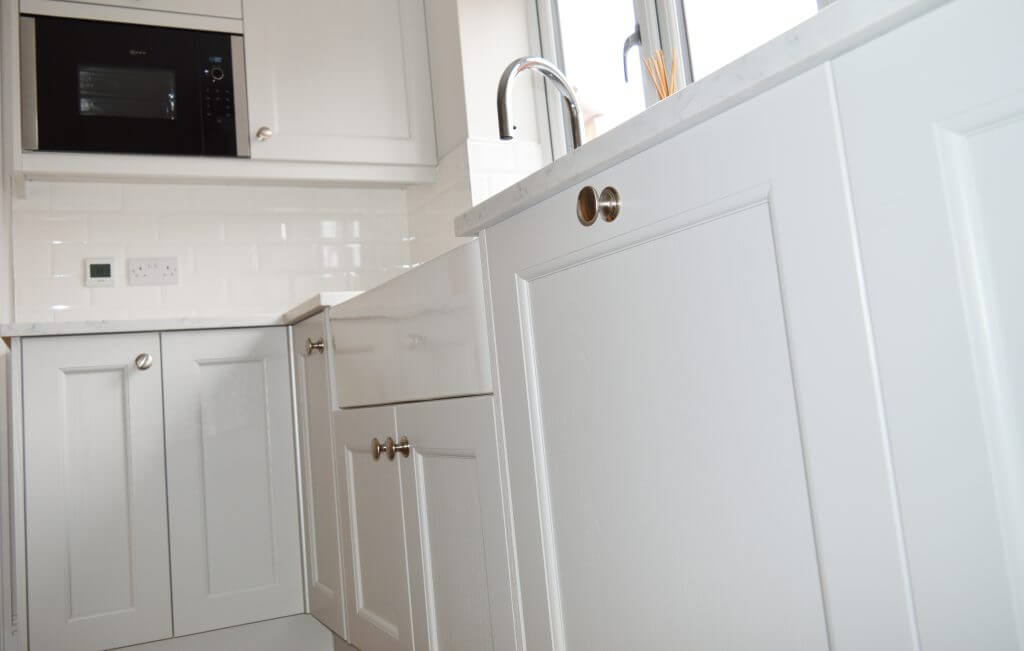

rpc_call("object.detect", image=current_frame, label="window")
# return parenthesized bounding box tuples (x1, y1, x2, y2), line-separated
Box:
(541, 0, 832, 151)
(682, 0, 821, 79)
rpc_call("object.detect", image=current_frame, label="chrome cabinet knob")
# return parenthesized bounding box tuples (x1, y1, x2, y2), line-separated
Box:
(256, 126, 273, 141)
(134, 353, 153, 370)
(576, 186, 621, 226)
(372, 437, 385, 460)
(306, 337, 326, 355)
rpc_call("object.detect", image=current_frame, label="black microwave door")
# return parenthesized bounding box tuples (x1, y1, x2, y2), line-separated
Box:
(33, 16, 210, 156)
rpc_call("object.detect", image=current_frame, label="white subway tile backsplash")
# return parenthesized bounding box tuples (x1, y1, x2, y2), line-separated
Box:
(193, 244, 258, 274)
(51, 182, 123, 211)
(258, 243, 319, 273)
(88, 213, 160, 242)
(15, 212, 88, 244)
(157, 216, 226, 242)
(13, 180, 412, 322)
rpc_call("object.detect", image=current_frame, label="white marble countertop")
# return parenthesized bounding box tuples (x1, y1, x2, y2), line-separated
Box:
(454, 0, 948, 236)
(0, 291, 361, 338)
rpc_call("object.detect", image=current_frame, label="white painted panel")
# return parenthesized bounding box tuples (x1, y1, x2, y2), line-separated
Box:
(333, 406, 414, 651)
(833, 0, 1024, 647)
(243, 0, 436, 165)
(398, 396, 516, 651)
(25, 0, 242, 19)
(162, 327, 303, 635)
(293, 313, 346, 637)
(331, 240, 492, 408)
(23, 333, 171, 651)
(482, 66, 918, 650)
(528, 204, 825, 649)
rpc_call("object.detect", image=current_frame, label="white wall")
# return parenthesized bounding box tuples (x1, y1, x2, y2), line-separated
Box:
(11, 181, 411, 322)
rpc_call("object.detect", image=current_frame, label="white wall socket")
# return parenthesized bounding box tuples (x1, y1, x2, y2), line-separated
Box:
(127, 257, 179, 286)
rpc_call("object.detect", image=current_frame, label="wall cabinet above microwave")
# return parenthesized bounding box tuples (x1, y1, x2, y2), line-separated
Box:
(13, 0, 439, 186)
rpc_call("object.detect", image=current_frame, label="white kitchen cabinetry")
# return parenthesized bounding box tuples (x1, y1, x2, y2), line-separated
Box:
(398, 396, 515, 651)
(333, 396, 514, 651)
(333, 405, 412, 651)
(22, 334, 172, 651)
(480, 65, 918, 650)
(242, 0, 437, 167)
(28, 0, 242, 18)
(831, 0, 1024, 647)
(161, 328, 303, 636)
(330, 240, 492, 409)
(292, 312, 347, 638)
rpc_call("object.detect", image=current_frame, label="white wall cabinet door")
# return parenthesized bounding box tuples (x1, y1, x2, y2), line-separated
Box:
(333, 406, 415, 651)
(242, 0, 437, 166)
(161, 327, 303, 636)
(398, 396, 516, 651)
(832, 0, 1024, 647)
(22, 334, 172, 651)
(482, 65, 920, 650)
(293, 313, 346, 638)
(37, 0, 243, 18)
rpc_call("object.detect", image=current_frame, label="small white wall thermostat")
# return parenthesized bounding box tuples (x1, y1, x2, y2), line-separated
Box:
(85, 258, 115, 287)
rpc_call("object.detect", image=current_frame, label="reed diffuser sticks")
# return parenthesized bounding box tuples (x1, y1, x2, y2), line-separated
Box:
(642, 49, 678, 100)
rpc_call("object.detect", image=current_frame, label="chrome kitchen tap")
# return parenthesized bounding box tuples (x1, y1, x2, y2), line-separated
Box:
(497, 56, 583, 150)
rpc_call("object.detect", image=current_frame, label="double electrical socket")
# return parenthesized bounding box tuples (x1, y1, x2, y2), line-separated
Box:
(127, 257, 179, 286)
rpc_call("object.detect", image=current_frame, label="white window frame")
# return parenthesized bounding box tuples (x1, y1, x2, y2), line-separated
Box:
(534, 0, 837, 157)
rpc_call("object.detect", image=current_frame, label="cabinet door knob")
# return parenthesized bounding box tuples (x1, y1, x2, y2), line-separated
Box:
(371, 436, 410, 461)
(392, 436, 411, 459)
(134, 353, 153, 370)
(256, 126, 273, 141)
(577, 186, 621, 226)
(372, 437, 385, 460)
(306, 337, 326, 355)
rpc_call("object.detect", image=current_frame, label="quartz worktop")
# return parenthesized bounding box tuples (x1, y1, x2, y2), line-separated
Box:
(453, 0, 947, 237)
(0, 291, 361, 338)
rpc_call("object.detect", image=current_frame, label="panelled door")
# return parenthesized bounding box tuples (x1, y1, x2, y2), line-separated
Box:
(831, 0, 1024, 646)
(161, 327, 303, 635)
(482, 65, 919, 650)
(333, 406, 415, 651)
(398, 396, 517, 651)
(23, 333, 172, 651)
(293, 314, 347, 637)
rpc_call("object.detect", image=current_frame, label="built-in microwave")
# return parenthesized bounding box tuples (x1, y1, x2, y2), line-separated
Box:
(20, 15, 249, 157)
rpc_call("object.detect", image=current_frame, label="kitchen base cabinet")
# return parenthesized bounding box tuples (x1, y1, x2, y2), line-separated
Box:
(22, 334, 173, 651)
(333, 396, 515, 651)
(398, 396, 515, 651)
(832, 0, 1024, 646)
(481, 65, 916, 649)
(293, 313, 347, 638)
(161, 328, 304, 636)
(334, 405, 413, 651)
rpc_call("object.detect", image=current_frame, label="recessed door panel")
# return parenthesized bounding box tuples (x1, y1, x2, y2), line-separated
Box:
(162, 328, 303, 635)
(521, 202, 826, 650)
(23, 333, 171, 651)
(334, 406, 413, 651)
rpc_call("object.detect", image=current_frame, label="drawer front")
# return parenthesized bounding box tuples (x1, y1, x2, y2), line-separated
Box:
(330, 240, 492, 408)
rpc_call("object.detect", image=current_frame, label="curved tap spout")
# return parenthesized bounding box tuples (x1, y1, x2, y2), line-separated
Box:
(497, 56, 583, 150)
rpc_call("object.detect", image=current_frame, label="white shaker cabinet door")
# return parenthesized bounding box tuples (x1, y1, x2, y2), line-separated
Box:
(398, 396, 516, 651)
(482, 65, 918, 650)
(293, 314, 346, 637)
(333, 406, 415, 651)
(832, 0, 1024, 647)
(161, 328, 303, 636)
(22, 334, 171, 651)
(242, 0, 437, 166)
